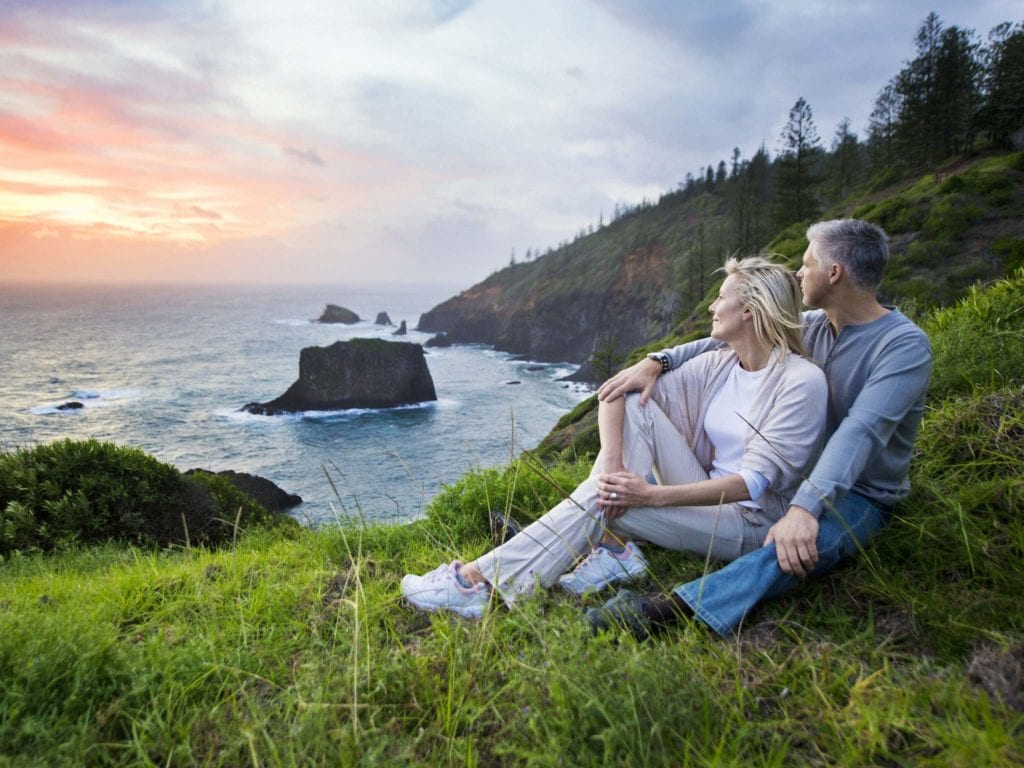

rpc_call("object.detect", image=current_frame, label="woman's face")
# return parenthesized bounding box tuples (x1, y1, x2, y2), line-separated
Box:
(709, 274, 751, 344)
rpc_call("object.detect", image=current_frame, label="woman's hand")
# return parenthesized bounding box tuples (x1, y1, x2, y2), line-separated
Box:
(597, 358, 661, 404)
(597, 472, 656, 519)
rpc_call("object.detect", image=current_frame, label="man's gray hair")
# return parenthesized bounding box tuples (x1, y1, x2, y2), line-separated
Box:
(806, 219, 889, 290)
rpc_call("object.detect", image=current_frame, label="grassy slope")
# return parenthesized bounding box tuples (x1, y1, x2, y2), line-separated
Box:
(2, 391, 1022, 767)
(3, 156, 1024, 766)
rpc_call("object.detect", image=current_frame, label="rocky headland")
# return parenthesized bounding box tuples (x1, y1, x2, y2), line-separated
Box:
(243, 338, 436, 415)
(416, 244, 678, 367)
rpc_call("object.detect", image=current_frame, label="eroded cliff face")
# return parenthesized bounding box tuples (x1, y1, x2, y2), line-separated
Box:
(417, 245, 679, 366)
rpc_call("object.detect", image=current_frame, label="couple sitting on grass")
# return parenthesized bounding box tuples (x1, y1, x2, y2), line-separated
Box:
(402, 218, 932, 638)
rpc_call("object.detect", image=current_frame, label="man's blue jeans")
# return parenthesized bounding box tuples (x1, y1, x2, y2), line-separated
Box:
(674, 492, 889, 637)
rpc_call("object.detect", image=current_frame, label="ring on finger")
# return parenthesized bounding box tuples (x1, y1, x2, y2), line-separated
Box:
(610, 492, 619, 500)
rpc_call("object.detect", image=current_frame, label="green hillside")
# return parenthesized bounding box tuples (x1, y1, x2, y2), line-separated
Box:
(2, 267, 1023, 766)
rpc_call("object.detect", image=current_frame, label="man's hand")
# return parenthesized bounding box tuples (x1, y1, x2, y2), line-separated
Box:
(597, 357, 661, 404)
(763, 506, 819, 578)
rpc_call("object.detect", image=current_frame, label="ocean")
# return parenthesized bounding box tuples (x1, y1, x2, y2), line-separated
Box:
(0, 282, 590, 526)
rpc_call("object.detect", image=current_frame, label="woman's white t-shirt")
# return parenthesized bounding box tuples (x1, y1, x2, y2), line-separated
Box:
(703, 362, 771, 509)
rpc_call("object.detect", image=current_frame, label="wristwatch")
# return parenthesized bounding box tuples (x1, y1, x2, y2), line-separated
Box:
(647, 352, 671, 374)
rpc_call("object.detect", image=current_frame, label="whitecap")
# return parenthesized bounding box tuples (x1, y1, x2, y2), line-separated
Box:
(30, 388, 141, 415)
(222, 400, 440, 422)
(271, 318, 313, 326)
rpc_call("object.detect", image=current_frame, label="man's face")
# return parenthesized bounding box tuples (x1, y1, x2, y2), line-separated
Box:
(797, 240, 829, 309)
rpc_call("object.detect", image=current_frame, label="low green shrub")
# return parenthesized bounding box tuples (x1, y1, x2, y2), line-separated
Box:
(904, 237, 956, 268)
(925, 269, 1024, 400)
(922, 194, 986, 239)
(0, 440, 291, 557)
(992, 236, 1024, 272)
(865, 195, 928, 234)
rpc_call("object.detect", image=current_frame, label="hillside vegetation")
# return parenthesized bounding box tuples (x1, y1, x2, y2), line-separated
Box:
(2, 269, 1023, 766)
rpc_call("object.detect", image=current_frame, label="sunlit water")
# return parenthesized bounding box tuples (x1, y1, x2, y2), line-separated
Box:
(0, 283, 589, 526)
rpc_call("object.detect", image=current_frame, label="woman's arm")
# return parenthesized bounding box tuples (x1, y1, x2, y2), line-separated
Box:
(596, 471, 750, 518)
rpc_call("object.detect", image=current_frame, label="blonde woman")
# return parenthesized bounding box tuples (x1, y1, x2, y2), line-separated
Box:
(401, 256, 828, 618)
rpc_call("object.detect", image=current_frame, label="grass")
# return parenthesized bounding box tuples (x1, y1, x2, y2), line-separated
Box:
(4, 158, 1024, 766)
(2, 416, 1023, 766)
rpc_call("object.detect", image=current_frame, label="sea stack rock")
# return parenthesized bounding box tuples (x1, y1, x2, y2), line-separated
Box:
(392, 320, 408, 336)
(375, 312, 392, 325)
(315, 304, 360, 324)
(243, 339, 436, 414)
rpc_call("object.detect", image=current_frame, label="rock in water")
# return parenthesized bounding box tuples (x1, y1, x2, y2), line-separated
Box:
(375, 312, 392, 325)
(57, 401, 85, 410)
(392, 320, 407, 336)
(243, 338, 436, 414)
(425, 333, 452, 348)
(315, 304, 360, 324)
(185, 469, 302, 511)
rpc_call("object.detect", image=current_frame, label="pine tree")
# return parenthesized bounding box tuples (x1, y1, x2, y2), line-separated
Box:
(868, 83, 902, 171)
(979, 21, 1024, 149)
(775, 97, 823, 226)
(828, 118, 861, 202)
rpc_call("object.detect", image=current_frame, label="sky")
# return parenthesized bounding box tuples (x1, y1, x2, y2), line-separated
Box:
(0, 0, 1020, 286)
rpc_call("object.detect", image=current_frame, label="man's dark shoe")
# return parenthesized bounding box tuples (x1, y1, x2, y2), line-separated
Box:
(489, 509, 524, 545)
(586, 589, 654, 640)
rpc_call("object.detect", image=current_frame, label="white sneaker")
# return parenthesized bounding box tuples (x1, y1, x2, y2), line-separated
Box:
(558, 542, 647, 595)
(401, 561, 490, 618)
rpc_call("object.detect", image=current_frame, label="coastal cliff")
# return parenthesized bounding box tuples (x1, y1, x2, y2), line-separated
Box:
(418, 220, 687, 367)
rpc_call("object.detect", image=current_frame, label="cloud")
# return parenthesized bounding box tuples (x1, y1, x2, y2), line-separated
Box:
(283, 146, 325, 166)
(187, 205, 222, 220)
(0, 0, 1019, 285)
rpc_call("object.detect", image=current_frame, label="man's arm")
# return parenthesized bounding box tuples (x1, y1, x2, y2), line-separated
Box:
(597, 338, 723, 403)
(767, 333, 932, 576)
(788, 334, 932, 518)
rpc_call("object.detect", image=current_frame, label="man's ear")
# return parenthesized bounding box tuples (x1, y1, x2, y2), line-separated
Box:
(827, 261, 843, 285)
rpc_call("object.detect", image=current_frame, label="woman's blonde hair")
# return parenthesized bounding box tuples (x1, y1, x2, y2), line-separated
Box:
(721, 255, 805, 358)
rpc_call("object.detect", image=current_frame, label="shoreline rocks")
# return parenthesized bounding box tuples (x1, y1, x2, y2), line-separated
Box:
(185, 469, 302, 512)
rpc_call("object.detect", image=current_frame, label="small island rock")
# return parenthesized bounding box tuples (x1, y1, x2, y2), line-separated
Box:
(244, 338, 436, 414)
(425, 333, 453, 348)
(57, 401, 84, 410)
(392, 320, 408, 336)
(315, 304, 360, 324)
(375, 312, 393, 325)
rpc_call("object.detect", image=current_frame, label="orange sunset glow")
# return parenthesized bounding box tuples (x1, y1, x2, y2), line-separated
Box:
(1, 1, 1017, 284)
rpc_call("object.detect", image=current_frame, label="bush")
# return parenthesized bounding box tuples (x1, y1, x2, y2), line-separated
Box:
(922, 195, 985, 239)
(992, 236, 1024, 272)
(864, 195, 928, 234)
(925, 269, 1024, 400)
(0, 440, 291, 557)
